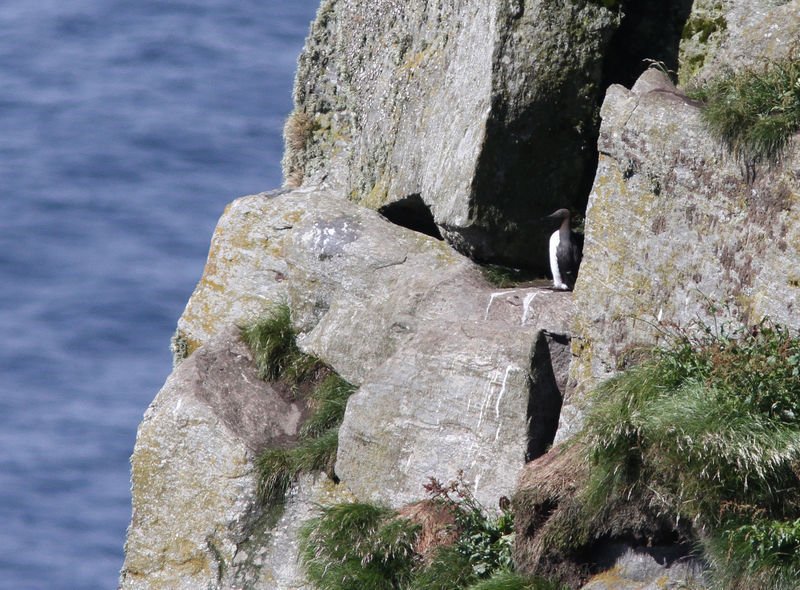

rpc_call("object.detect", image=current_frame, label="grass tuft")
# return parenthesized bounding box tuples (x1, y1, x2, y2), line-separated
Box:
(480, 264, 538, 288)
(689, 58, 800, 165)
(239, 303, 323, 383)
(465, 570, 567, 590)
(299, 502, 420, 590)
(240, 303, 356, 506)
(301, 375, 355, 439)
(578, 318, 800, 587)
(256, 428, 342, 505)
(298, 474, 563, 590)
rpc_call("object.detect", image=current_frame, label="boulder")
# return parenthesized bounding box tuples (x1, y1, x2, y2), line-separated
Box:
(174, 186, 574, 509)
(119, 326, 298, 588)
(679, 0, 800, 87)
(562, 67, 800, 440)
(579, 545, 706, 589)
(283, 0, 622, 270)
(173, 186, 471, 374)
(172, 188, 300, 362)
(336, 312, 569, 509)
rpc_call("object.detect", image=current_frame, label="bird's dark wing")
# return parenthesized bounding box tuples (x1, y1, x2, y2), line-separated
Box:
(556, 231, 583, 290)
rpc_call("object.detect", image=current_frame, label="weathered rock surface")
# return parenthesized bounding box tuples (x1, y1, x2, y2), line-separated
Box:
(284, 0, 622, 270)
(173, 186, 467, 373)
(123, 3, 800, 589)
(337, 302, 571, 509)
(579, 545, 706, 590)
(174, 186, 573, 510)
(679, 0, 800, 86)
(172, 189, 298, 361)
(561, 67, 800, 440)
(220, 473, 354, 590)
(119, 326, 330, 589)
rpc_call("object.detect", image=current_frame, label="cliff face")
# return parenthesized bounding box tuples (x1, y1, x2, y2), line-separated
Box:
(120, 0, 800, 588)
(561, 67, 800, 440)
(284, 0, 622, 269)
(563, 0, 800, 438)
(121, 186, 573, 589)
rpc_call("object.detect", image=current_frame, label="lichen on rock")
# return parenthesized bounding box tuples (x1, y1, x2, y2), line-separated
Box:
(284, 0, 623, 271)
(564, 67, 800, 438)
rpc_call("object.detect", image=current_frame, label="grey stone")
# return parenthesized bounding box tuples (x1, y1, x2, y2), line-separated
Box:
(284, 0, 621, 270)
(679, 0, 800, 87)
(580, 544, 707, 589)
(562, 67, 800, 439)
(118, 325, 351, 590)
(119, 327, 298, 589)
(173, 186, 475, 377)
(174, 186, 574, 510)
(336, 311, 569, 509)
(142, 186, 575, 585)
(220, 473, 355, 590)
(172, 188, 300, 364)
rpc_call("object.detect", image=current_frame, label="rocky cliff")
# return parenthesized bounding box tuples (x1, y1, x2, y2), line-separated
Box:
(120, 1, 800, 588)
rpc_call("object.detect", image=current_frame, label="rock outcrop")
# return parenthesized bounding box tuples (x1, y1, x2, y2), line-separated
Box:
(125, 186, 574, 588)
(679, 0, 800, 87)
(560, 67, 800, 440)
(336, 290, 571, 508)
(283, 0, 623, 270)
(182, 187, 573, 504)
(122, 1, 800, 588)
(119, 326, 353, 589)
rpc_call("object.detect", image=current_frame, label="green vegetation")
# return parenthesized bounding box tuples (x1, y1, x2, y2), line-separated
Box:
(466, 571, 566, 590)
(300, 374, 355, 439)
(240, 304, 356, 505)
(578, 319, 800, 589)
(419, 474, 515, 585)
(256, 427, 341, 505)
(480, 264, 539, 288)
(299, 502, 420, 590)
(689, 58, 800, 165)
(681, 13, 726, 44)
(240, 303, 322, 383)
(299, 473, 565, 590)
(257, 374, 354, 504)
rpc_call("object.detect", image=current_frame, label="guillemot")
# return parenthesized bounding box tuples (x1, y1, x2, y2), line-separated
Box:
(543, 208, 583, 290)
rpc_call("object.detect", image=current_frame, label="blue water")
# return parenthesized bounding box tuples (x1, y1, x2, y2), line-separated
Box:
(0, 1, 320, 588)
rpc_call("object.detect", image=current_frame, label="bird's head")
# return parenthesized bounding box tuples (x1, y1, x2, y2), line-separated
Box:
(543, 208, 571, 223)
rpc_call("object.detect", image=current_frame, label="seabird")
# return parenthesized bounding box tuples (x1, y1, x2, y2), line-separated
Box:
(543, 208, 583, 290)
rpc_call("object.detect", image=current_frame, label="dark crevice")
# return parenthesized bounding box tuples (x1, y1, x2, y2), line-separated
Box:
(526, 331, 570, 462)
(378, 194, 443, 240)
(601, 1, 695, 91)
(573, 0, 696, 266)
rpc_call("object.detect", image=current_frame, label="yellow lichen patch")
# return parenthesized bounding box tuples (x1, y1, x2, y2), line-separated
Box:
(400, 44, 438, 74)
(583, 565, 630, 587)
(414, 231, 458, 264)
(314, 112, 352, 143)
(167, 539, 211, 577)
(130, 446, 168, 501)
(361, 177, 391, 210)
(282, 209, 303, 225)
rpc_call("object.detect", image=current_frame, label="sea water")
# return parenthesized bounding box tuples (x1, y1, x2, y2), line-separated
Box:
(0, 1, 320, 588)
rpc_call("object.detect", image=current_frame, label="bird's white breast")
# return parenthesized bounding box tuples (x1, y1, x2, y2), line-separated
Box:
(549, 230, 568, 290)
